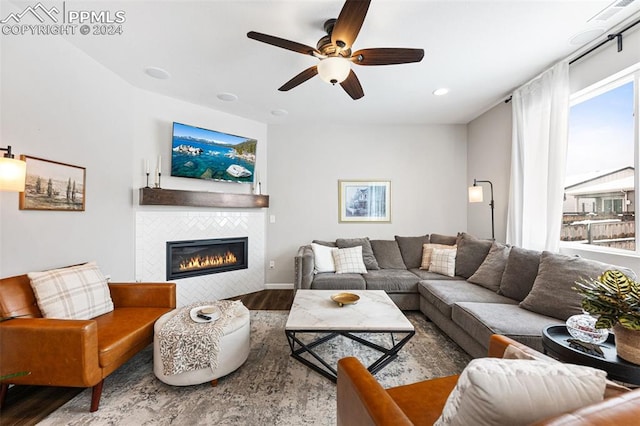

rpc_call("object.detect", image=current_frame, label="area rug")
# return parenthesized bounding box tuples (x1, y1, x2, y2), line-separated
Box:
(39, 311, 470, 425)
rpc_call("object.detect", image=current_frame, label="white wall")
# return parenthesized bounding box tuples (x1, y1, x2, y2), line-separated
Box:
(466, 102, 512, 242)
(0, 27, 134, 280)
(266, 124, 468, 284)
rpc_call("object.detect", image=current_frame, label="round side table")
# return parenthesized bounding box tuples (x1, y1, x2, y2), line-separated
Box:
(542, 325, 640, 386)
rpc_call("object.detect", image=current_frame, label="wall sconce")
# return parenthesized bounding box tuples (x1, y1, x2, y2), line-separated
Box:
(317, 57, 351, 85)
(468, 179, 495, 240)
(0, 146, 27, 192)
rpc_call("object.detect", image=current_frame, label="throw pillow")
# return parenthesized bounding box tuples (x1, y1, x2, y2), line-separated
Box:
(467, 242, 511, 292)
(311, 239, 336, 247)
(429, 248, 457, 277)
(28, 262, 114, 320)
(394, 235, 429, 269)
(420, 243, 456, 270)
(434, 358, 606, 426)
(453, 233, 492, 279)
(370, 240, 406, 269)
(498, 246, 541, 301)
(332, 246, 367, 274)
(429, 233, 459, 246)
(520, 251, 637, 321)
(311, 243, 337, 273)
(336, 238, 379, 270)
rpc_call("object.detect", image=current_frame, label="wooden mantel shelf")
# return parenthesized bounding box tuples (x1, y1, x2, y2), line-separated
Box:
(139, 187, 269, 208)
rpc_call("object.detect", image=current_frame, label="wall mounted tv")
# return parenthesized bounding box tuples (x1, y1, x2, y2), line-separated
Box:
(171, 122, 257, 184)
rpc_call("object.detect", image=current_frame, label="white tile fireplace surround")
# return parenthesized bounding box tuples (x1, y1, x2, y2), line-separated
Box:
(135, 211, 265, 307)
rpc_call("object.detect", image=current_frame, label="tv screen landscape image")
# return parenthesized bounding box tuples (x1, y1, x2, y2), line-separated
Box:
(171, 122, 257, 184)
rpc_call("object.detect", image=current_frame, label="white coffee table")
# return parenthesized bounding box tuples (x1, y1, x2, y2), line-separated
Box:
(285, 290, 415, 382)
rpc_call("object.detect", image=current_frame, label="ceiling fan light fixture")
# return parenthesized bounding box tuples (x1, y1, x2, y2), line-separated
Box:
(317, 57, 350, 85)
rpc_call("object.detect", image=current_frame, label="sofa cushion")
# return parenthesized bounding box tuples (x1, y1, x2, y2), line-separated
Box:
(419, 280, 517, 319)
(467, 242, 510, 292)
(451, 302, 563, 353)
(430, 233, 458, 246)
(498, 246, 541, 301)
(411, 269, 464, 281)
(311, 273, 366, 290)
(311, 243, 337, 273)
(333, 246, 367, 274)
(420, 243, 456, 270)
(429, 248, 457, 277)
(336, 238, 379, 270)
(394, 235, 429, 269)
(364, 270, 420, 293)
(520, 251, 637, 321)
(435, 358, 606, 426)
(28, 262, 114, 320)
(454, 233, 492, 279)
(370, 240, 406, 270)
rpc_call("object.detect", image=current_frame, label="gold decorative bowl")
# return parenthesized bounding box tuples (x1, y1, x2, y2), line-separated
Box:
(331, 292, 360, 307)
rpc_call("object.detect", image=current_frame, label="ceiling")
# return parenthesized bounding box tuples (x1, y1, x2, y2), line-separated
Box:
(7, 0, 640, 125)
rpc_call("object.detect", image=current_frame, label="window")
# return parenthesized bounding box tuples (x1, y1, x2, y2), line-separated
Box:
(562, 72, 638, 252)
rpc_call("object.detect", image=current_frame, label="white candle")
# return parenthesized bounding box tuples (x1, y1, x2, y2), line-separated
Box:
(145, 160, 149, 174)
(157, 155, 161, 172)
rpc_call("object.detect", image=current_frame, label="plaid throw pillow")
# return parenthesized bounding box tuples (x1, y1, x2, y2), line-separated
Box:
(333, 246, 367, 274)
(429, 248, 457, 277)
(28, 262, 114, 319)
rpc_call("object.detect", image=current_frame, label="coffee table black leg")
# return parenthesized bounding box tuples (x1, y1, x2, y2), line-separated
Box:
(367, 332, 415, 374)
(286, 331, 340, 382)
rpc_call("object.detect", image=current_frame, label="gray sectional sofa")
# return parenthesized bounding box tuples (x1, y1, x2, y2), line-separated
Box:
(294, 233, 636, 358)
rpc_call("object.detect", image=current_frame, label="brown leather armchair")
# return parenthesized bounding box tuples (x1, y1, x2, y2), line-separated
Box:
(337, 334, 640, 425)
(0, 272, 176, 412)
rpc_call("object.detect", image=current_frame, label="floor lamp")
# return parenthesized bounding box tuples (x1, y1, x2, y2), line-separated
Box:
(468, 179, 495, 240)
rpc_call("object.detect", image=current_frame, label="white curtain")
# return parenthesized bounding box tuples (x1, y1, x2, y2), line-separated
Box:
(506, 61, 570, 251)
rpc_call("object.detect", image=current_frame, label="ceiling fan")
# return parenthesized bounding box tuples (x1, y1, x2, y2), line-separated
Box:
(247, 0, 424, 100)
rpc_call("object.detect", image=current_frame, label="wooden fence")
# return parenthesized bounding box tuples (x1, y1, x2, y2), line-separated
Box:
(561, 219, 635, 250)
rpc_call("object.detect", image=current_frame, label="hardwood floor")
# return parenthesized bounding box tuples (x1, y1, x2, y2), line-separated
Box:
(0, 290, 294, 426)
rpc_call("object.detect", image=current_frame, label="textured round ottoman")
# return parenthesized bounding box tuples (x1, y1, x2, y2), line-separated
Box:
(153, 302, 250, 386)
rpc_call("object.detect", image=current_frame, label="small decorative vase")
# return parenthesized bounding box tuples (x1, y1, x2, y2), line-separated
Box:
(566, 313, 609, 344)
(614, 324, 640, 365)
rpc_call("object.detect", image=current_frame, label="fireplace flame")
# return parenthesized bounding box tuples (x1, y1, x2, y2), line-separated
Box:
(179, 251, 238, 271)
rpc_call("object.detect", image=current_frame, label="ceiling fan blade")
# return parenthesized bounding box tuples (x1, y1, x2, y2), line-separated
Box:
(278, 66, 319, 91)
(340, 70, 364, 100)
(247, 31, 320, 56)
(331, 0, 371, 51)
(351, 48, 425, 65)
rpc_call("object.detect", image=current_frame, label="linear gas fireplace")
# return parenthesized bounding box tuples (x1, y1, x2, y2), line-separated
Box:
(166, 237, 248, 280)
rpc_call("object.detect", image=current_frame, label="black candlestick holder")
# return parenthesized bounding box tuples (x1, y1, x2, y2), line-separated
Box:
(145, 172, 150, 188)
(155, 172, 162, 189)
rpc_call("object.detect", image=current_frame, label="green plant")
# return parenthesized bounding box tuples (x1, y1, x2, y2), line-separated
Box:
(574, 269, 640, 330)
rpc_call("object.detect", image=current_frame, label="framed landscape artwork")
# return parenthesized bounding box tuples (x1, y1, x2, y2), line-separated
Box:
(338, 180, 391, 223)
(19, 156, 86, 211)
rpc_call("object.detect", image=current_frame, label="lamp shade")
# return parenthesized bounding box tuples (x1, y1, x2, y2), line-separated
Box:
(468, 185, 483, 203)
(317, 57, 351, 85)
(0, 156, 26, 192)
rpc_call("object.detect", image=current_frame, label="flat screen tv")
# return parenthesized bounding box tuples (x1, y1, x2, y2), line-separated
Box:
(171, 122, 257, 184)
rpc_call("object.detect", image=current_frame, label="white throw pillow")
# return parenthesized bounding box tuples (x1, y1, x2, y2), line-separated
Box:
(429, 248, 457, 277)
(28, 262, 114, 320)
(311, 243, 337, 273)
(332, 246, 367, 274)
(435, 358, 607, 426)
(420, 243, 456, 270)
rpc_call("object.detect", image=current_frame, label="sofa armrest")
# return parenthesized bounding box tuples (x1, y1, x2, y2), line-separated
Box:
(337, 357, 413, 426)
(488, 334, 542, 358)
(108, 283, 176, 309)
(294, 245, 314, 290)
(0, 318, 102, 387)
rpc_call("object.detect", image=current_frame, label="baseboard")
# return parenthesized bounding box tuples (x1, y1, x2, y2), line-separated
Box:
(265, 283, 294, 290)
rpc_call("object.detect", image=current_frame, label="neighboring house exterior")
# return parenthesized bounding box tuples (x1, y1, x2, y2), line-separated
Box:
(563, 167, 635, 215)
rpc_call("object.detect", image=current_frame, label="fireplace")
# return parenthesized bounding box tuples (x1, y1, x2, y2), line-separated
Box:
(166, 237, 248, 280)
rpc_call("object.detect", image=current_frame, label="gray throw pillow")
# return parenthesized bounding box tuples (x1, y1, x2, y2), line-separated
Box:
(312, 240, 336, 247)
(370, 240, 407, 270)
(454, 233, 492, 279)
(467, 242, 511, 292)
(394, 235, 429, 269)
(520, 251, 637, 321)
(430, 233, 458, 246)
(498, 247, 541, 301)
(336, 237, 379, 270)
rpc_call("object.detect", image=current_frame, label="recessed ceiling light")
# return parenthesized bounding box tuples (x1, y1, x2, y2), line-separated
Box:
(433, 88, 449, 96)
(217, 92, 238, 102)
(144, 66, 171, 80)
(569, 28, 606, 46)
(271, 109, 288, 117)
